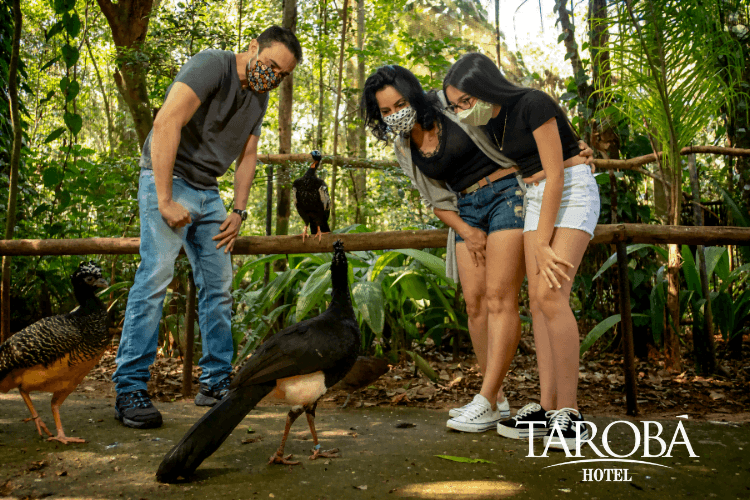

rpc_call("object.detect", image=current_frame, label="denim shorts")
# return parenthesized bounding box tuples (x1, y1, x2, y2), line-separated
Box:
(455, 175, 525, 243)
(523, 164, 601, 239)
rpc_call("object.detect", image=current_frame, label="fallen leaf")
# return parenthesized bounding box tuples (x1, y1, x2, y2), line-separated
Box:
(354, 485, 368, 490)
(434, 455, 495, 464)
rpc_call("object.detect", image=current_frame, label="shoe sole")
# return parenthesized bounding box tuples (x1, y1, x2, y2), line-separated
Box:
(543, 429, 590, 450)
(114, 410, 162, 429)
(497, 423, 548, 439)
(446, 418, 502, 433)
(194, 393, 220, 407)
(449, 408, 510, 419)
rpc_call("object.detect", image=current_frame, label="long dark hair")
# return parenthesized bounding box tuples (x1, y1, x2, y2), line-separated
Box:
(443, 53, 579, 140)
(361, 65, 441, 142)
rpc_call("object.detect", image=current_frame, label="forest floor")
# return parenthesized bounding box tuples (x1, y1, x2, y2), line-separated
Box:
(1, 335, 748, 500)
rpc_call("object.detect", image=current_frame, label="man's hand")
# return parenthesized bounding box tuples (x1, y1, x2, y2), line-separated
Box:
(159, 200, 192, 228)
(213, 212, 242, 253)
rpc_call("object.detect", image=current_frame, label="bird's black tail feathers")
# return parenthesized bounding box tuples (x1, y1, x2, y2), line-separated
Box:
(156, 382, 275, 483)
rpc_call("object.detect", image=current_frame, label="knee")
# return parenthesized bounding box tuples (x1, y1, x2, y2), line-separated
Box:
(464, 292, 486, 319)
(485, 288, 518, 315)
(535, 285, 569, 318)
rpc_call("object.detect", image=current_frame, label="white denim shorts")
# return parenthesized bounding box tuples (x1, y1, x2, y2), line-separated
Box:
(523, 164, 601, 239)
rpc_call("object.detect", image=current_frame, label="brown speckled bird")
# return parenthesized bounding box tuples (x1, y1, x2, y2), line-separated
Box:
(0, 261, 110, 444)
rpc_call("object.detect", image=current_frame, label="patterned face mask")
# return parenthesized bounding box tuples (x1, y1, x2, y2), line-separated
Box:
(245, 57, 283, 93)
(382, 106, 417, 136)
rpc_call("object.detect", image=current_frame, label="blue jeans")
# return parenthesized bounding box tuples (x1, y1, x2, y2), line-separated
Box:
(455, 176, 525, 242)
(113, 170, 234, 394)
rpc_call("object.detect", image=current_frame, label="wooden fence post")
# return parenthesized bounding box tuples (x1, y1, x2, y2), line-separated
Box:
(182, 271, 196, 398)
(609, 170, 638, 416)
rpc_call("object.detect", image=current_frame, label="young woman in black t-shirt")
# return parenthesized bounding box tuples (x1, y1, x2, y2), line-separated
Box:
(361, 65, 593, 434)
(444, 53, 600, 449)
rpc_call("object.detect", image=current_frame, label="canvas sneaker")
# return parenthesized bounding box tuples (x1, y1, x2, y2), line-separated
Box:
(542, 408, 589, 451)
(497, 402, 549, 439)
(194, 376, 232, 407)
(115, 389, 163, 429)
(449, 394, 510, 419)
(446, 394, 505, 433)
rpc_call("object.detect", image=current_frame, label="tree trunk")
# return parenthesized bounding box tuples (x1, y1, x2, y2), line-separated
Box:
(330, 0, 350, 231)
(273, 0, 297, 273)
(353, 0, 367, 226)
(316, 0, 328, 151)
(95, 0, 157, 148)
(1, 0, 22, 343)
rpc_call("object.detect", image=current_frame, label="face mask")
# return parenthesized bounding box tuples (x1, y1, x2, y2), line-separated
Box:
(245, 56, 282, 93)
(456, 99, 494, 127)
(383, 106, 417, 136)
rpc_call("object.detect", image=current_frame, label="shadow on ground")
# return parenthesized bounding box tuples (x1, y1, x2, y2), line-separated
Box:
(1, 393, 748, 499)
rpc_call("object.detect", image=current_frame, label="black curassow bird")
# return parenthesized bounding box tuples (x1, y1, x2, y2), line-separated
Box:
(156, 240, 360, 483)
(292, 150, 331, 242)
(0, 261, 109, 444)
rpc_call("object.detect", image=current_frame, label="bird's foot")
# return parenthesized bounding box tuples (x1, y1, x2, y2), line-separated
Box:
(308, 447, 340, 460)
(48, 435, 86, 445)
(315, 231, 330, 243)
(23, 415, 52, 438)
(268, 452, 300, 466)
(302, 227, 309, 243)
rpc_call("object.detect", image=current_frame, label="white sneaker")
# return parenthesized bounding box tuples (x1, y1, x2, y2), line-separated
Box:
(449, 395, 510, 418)
(446, 394, 504, 433)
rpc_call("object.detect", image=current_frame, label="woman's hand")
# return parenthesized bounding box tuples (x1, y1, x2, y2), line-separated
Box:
(535, 244, 573, 289)
(460, 226, 488, 267)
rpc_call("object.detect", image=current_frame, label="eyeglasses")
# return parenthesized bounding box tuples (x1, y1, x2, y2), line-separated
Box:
(445, 96, 475, 114)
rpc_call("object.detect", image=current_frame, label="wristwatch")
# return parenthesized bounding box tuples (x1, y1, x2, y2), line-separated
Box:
(232, 208, 247, 221)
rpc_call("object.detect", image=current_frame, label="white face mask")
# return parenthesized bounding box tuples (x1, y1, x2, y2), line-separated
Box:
(456, 99, 494, 127)
(382, 106, 417, 136)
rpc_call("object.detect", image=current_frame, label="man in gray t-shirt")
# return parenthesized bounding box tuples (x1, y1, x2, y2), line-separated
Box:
(113, 26, 302, 430)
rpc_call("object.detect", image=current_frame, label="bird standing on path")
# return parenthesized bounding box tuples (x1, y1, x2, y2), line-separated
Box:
(156, 240, 361, 483)
(292, 150, 331, 242)
(0, 261, 110, 444)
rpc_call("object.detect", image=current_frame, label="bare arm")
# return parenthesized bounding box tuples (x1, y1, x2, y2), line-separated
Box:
(434, 207, 487, 267)
(532, 118, 574, 288)
(213, 134, 260, 253)
(151, 82, 202, 228)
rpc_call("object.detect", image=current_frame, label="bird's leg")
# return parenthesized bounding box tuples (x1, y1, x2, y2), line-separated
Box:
(305, 402, 339, 460)
(269, 406, 305, 466)
(302, 225, 309, 243)
(340, 393, 352, 409)
(19, 390, 53, 438)
(315, 228, 326, 243)
(48, 391, 85, 444)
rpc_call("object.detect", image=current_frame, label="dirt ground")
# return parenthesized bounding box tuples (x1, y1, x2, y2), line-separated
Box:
(1, 337, 748, 499)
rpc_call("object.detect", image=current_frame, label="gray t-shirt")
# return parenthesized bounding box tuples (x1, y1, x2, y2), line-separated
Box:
(139, 49, 269, 190)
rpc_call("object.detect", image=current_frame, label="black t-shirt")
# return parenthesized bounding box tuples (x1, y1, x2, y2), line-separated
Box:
(410, 114, 498, 192)
(485, 90, 580, 178)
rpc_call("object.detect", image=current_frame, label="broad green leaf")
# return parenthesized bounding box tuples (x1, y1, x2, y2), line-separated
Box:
(395, 248, 448, 281)
(45, 22, 65, 42)
(42, 167, 64, 188)
(435, 455, 495, 464)
(64, 80, 79, 103)
(63, 12, 81, 38)
(233, 255, 287, 288)
(352, 281, 385, 335)
(97, 280, 132, 297)
(44, 127, 66, 144)
(370, 251, 401, 282)
(295, 262, 332, 321)
(680, 245, 702, 299)
(717, 185, 748, 227)
(392, 271, 430, 300)
(64, 112, 82, 135)
(61, 44, 79, 69)
(593, 244, 661, 281)
(712, 292, 734, 339)
(406, 350, 437, 381)
(580, 314, 621, 355)
(53, 0, 76, 14)
(703, 246, 726, 282)
(59, 76, 70, 93)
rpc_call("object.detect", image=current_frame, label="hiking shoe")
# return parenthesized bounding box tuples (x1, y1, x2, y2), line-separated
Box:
(194, 376, 232, 407)
(115, 390, 163, 429)
(446, 394, 504, 433)
(449, 394, 510, 419)
(542, 408, 589, 451)
(497, 402, 548, 439)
